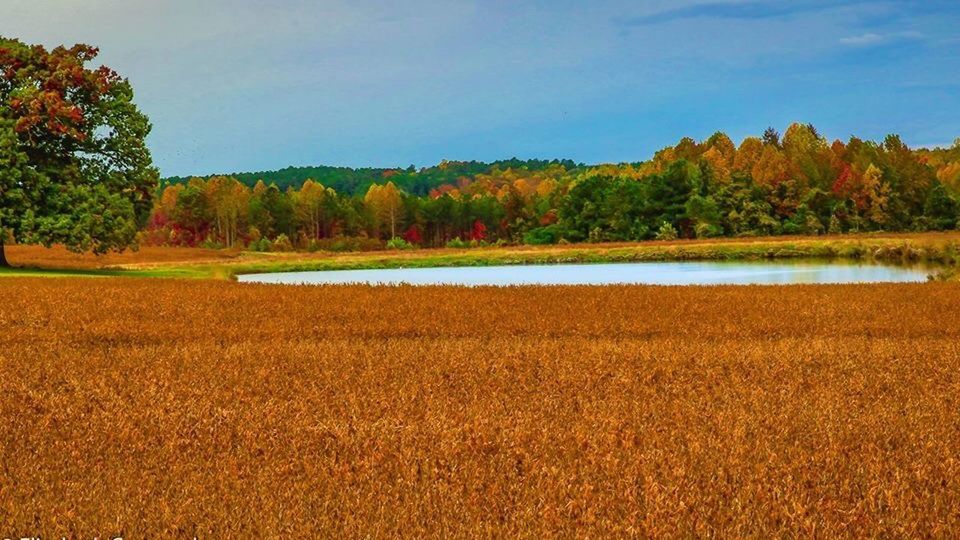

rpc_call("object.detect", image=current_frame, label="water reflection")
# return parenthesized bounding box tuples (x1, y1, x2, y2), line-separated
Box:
(237, 260, 933, 286)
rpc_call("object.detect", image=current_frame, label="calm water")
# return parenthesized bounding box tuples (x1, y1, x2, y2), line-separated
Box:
(237, 260, 932, 286)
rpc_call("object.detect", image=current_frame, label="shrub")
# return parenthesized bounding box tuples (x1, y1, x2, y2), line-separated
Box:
(201, 238, 224, 250)
(272, 234, 294, 252)
(523, 225, 564, 245)
(694, 223, 723, 239)
(446, 237, 471, 249)
(655, 222, 678, 241)
(828, 215, 843, 235)
(248, 238, 272, 252)
(386, 237, 415, 250)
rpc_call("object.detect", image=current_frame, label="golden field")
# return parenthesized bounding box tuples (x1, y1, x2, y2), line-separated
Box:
(2, 279, 960, 536)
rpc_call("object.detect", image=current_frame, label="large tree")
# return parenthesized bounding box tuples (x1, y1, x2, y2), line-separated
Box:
(0, 37, 157, 266)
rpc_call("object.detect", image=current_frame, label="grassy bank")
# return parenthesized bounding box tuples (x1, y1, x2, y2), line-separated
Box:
(0, 265, 216, 279)
(210, 232, 960, 280)
(4, 232, 960, 280)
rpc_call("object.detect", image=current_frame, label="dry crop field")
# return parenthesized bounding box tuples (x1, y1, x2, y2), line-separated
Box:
(1, 279, 960, 536)
(4, 244, 240, 270)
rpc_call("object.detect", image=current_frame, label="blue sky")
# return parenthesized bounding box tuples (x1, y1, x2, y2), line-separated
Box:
(4, 0, 959, 177)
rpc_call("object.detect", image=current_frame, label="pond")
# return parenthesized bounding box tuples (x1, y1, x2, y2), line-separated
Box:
(236, 260, 934, 286)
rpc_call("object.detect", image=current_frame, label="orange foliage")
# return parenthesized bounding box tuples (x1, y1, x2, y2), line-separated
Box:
(752, 145, 791, 187)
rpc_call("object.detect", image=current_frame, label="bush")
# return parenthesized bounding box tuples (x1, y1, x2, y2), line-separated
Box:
(135, 228, 170, 247)
(828, 215, 843, 235)
(272, 234, 293, 252)
(655, 222, 678, 241)
(386, 237, 415, 250)
(694, 223, 722, 239)
(805, 214, 824, 235)
(446, 237, 471, 249)
(248, 238, 272, 252)
(523, 225, 564, 245)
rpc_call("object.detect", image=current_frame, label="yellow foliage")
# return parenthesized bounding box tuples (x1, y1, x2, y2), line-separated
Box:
(733, 137, 763, 174)
(938, 161, 960, 191)
(702, 147, 731, 183)
(751, 145, 791, 186)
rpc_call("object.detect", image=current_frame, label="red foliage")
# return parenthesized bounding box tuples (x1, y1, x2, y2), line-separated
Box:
(169, 226, 200, 248)
(403, 225, 423, 245)
(430, 184, 458, 199)
(148, 210, 170, 229)
(832, 163, 854, 196)
(539, 209, 559, 226)
(1, 40, 118, 142)
(469, 220, 487, 241)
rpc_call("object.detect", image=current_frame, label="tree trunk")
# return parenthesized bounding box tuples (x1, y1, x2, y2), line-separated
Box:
(0, 239, 8, 268)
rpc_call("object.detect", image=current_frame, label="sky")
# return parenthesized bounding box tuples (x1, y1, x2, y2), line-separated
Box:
(4, 0, 960, 177)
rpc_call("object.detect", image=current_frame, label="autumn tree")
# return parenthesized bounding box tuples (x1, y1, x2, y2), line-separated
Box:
(247, 180, 273, 238)
(168, 178, 213, 245)
(0, 37, 157, 266)
(732, 137, 763, 174)
(782, 122, 833, 190)
(364, 181, 403, 239)
(834, 164, 890, 230)
(204, 176, 249, 248)
(143, 184, 183, 244)
(938, 162, 960, 191)
(293, 179, 330, 241)
(701, 147, 731, 185)
(860, 164, 892, 227)
(138, 123, 959, 248)
(752, 146, 791, 188)
(672, 137, 701, 162)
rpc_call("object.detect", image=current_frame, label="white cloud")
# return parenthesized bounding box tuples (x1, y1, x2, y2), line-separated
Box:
(839, 31, 924, 46)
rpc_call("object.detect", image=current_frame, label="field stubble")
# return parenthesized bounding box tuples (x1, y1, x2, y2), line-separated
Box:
(1, 279, 959, 536)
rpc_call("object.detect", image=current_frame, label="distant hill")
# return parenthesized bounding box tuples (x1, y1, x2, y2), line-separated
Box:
(163, 158, 583, 197)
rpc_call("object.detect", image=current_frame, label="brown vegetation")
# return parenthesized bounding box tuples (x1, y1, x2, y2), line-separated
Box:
(1, 279, 960, 536)
(4, 245, 240, 270)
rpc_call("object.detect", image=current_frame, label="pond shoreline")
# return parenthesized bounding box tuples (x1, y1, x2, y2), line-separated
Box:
(223, 235, 960, 282)
(237, 259, 936, 287)
(2, 232, 959, 281)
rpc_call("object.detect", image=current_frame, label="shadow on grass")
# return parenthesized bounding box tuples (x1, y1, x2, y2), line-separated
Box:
(0, 265, 125, 278)
(0, 265, 210, 279)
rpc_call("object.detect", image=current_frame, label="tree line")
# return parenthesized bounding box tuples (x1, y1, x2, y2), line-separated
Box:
(163, 158, 581, 197)
(145, 124, 960, 251)
(7, 34, 959, 263)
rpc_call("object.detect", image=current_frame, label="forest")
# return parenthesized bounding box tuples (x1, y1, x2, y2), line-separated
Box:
(147, 124, 960, 251)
